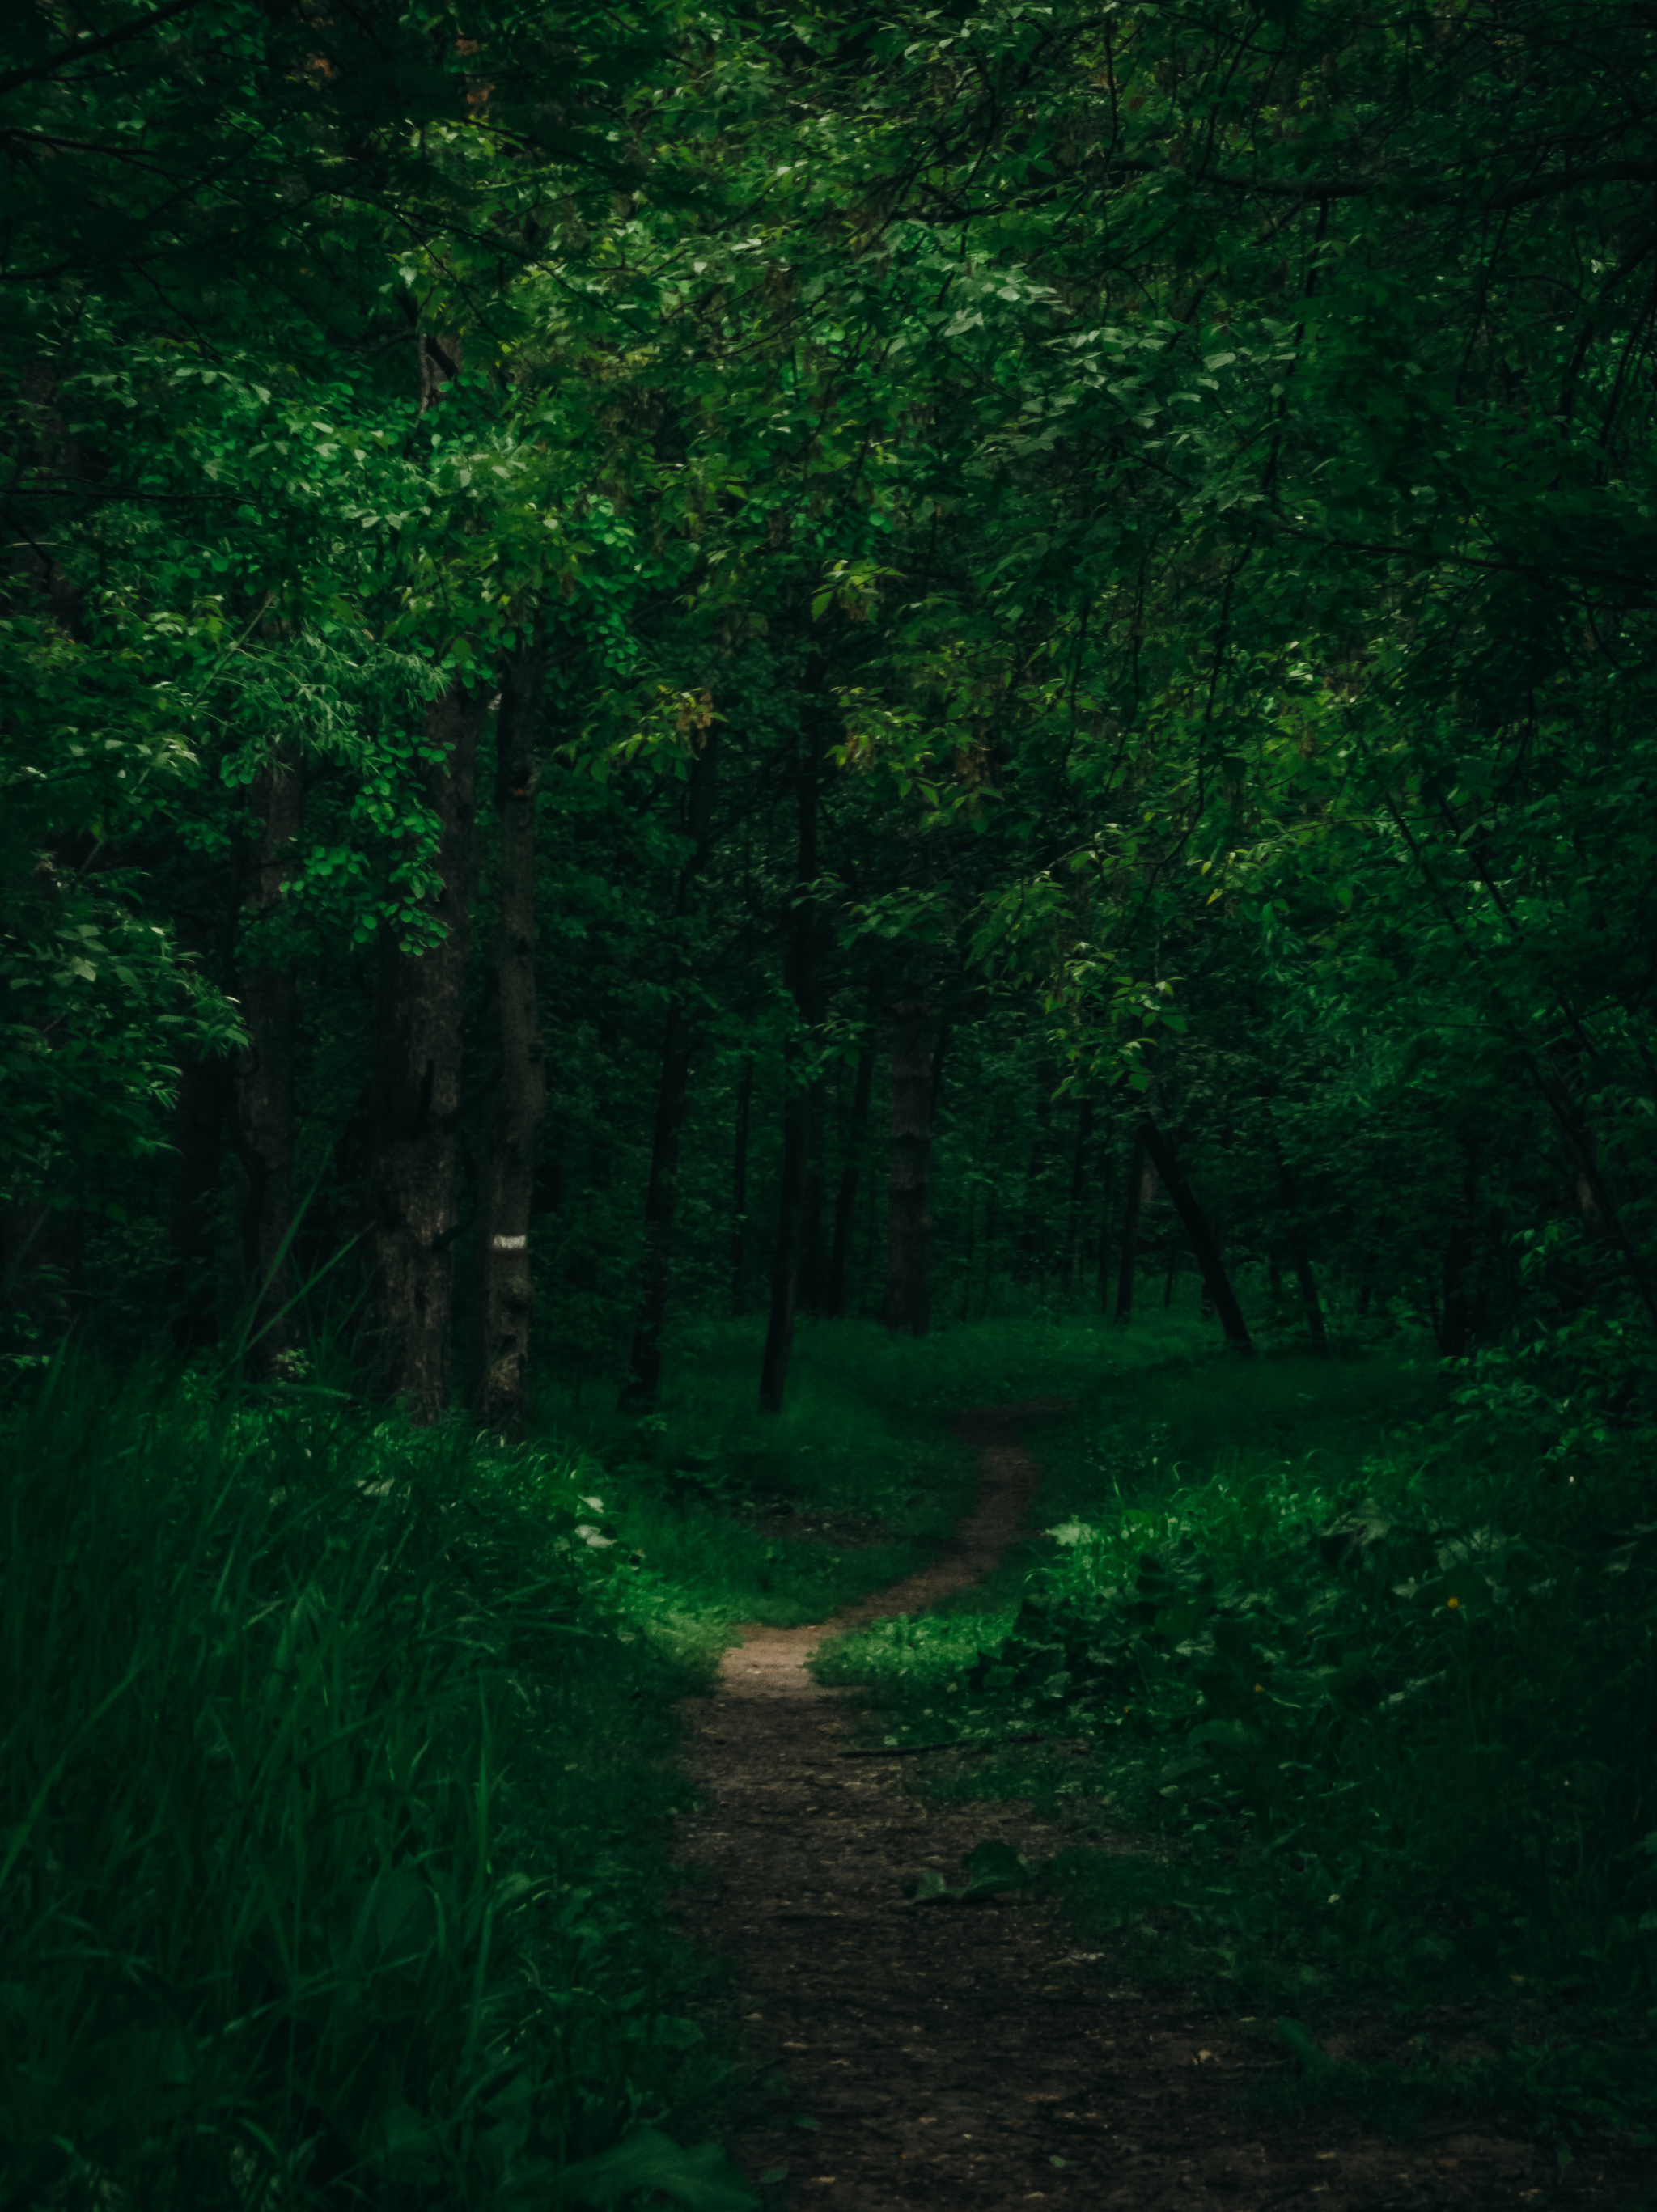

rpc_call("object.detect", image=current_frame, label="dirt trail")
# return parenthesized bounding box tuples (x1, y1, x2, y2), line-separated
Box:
(673, 1405, 1618, 2212)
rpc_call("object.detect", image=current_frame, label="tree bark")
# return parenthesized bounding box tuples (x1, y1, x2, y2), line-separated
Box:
(1438, 1138, 1479, 1358)
(1095, 1145, 1114, 1313)
(759, 740, 820, 1410)
(478, 646, 547, 1434)
(882, 975, 935, 1337)
(825, 1040, 874, 1319)
(1017, 1074, 1053, 1286)
(800, 1077, 828, 1316)
(167, 1049, 231, 1354)
(367, 680, 486, 1424)
(621, 726, 720, 1412)
(1138, 1118, 1254, 1355)
(729, 1055, 754, 1314)
(1066, 1097, 1094, 1293)
(1113, 1126, 1149, 1322)
(234, 756, 303, 1377)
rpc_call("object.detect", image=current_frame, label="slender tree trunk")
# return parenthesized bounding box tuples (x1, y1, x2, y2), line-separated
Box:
(760, 1080, 811, 1409)
(1138, 1118, 1254, 1356)
(882, 976, 934, 1336)
(2, 1203, 85, 1340)
(1017, 1074, 1053, 1286)
(800, 1078, 828, 1316)
(760, 740, 820, 1410)
(1163, 1241, 1180, 1307)
(167, 1049, 231, 1353)
(621, 1004, 696, 1409)
(621, 728, 720, 1411)
(1114, 1127, 1149, 1322)
(1269, 1125, 1327, 1353)
(825, 1040, 874, 1318)
(367, 681, 486, 1423)
(1291, 1244, 1327, 1350)
(730, 1056, 753, 1314)
(478, 647, 547, 1434)
(233, 756, 303, 1375)
(1439, 1138, 1479, 1358)
(1066, 1098, 1094, 1293)
(1095, 1146, 1114, 1313)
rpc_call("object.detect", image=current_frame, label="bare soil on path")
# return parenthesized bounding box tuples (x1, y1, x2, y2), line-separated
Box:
(672, 1405, 1647, 2212)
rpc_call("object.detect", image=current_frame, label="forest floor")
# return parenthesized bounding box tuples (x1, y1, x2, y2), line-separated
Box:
(672, 1401, 1646, 2212)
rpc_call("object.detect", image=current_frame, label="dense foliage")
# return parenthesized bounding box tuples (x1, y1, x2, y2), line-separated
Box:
(6, 0, 1657, 2201)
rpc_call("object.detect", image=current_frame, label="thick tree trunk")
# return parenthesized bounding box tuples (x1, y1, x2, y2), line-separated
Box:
(621, 728, 719, 1411)
(478, 647, 547, 1434)
(825, 1040, 874, 1319)
(168, 1049, 231, 1353)
(729, 1055, 753, 1314)
(367, 681, 485, 1423)
(759, 742, 819, 1409)
(1138, 1118, 1254, 1356)
(234, 756, 303, 1375)
(1113, 1127, 1149, 1322)
(882, 977, 934, 1337)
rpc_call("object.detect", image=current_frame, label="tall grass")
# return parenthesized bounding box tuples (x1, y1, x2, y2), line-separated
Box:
(0, 1358, 744, 2210)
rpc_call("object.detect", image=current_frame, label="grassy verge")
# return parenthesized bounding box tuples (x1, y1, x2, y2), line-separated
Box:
(812, 1324, 1657, 2142)
(0, 1318, 994, 2211)
(0, 1358, 769, 2212)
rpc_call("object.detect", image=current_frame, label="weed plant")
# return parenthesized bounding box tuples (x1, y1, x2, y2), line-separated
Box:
(0, 1356, 758, 2212)
(814, 1332, 1657, 2135)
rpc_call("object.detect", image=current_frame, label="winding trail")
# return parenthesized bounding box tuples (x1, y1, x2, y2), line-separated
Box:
(672, 1404, 1601, 2212)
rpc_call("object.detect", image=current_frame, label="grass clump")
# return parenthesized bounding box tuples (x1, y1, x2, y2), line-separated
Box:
(0, 1356, 752, 2212)
(815, 1338, 1657, 2135)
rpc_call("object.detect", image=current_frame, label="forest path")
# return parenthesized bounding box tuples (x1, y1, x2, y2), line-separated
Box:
(672, 1404, 1562, 2212)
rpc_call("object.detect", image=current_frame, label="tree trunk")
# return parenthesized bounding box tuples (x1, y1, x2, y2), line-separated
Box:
(759, 739, 820, 1409)
(1138, 1118, 1254, 1356)
(1113, 1126, 1150, 1322)
(759, 1079, 811, 1411)
(825, 1040, 874, 1319)
(621, 727, 720, 1411)
(1095, 1145, 1114, 1313)
(1439, 1138, 1479, 1358)
(478, 646, 547, 1434)
(367, 680, 486, 1423)
(167, 1049, 231, 1354)
(234, 756, 303, 1375)
(1066, 1097, 1094, 1292)
(1269, 1127, 1327, 1353)
(800, 1077, 828, 1316)
(882, 976, 934, 1337)
(2, 1202, 85, 1341)
(1017, 1074, 1053, 1286)
(729, 1055, 753, 1314)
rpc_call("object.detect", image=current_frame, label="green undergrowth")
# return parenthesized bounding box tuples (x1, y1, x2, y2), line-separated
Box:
(813, 1338, 1657, 2141)
(0, 1354, 762, 2212)
(534, 1315, 1115, 1633)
